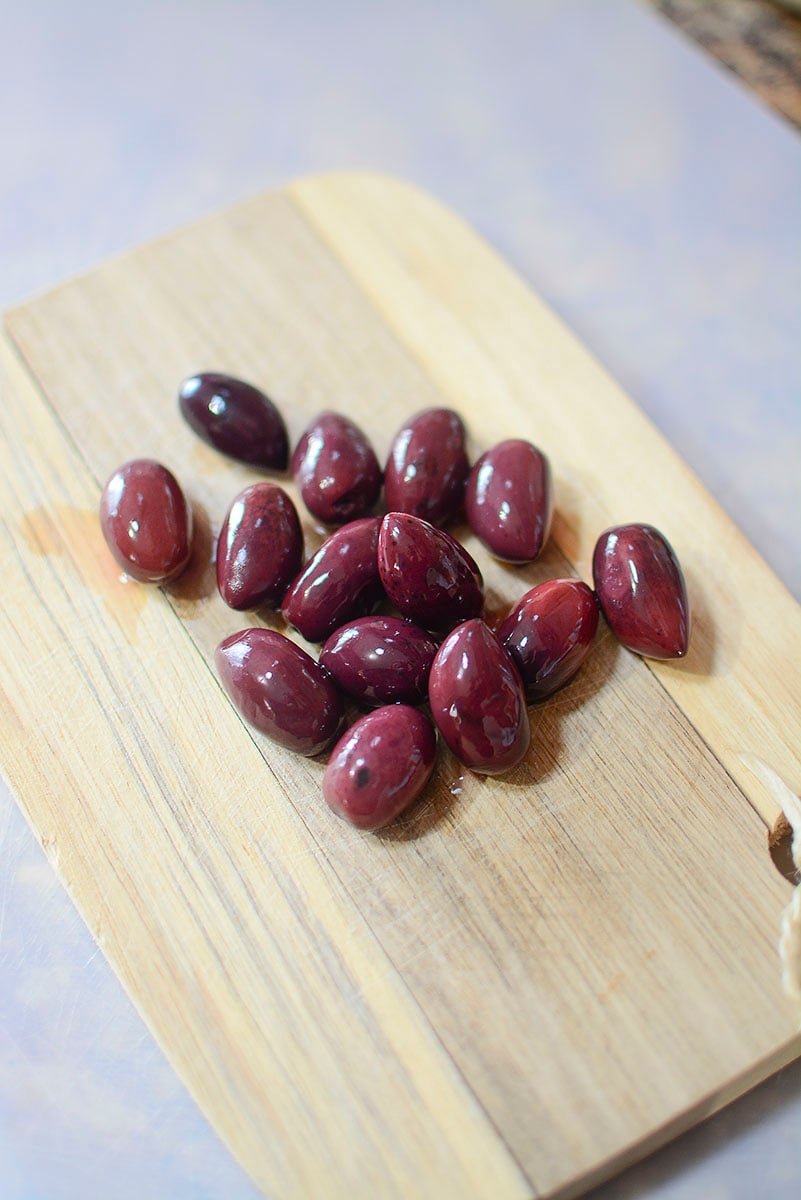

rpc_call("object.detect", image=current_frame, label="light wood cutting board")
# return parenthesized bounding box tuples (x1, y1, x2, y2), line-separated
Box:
(1, 173, 799, 1199)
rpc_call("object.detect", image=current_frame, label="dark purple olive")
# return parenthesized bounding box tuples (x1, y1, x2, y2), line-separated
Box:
(320, 616, 438, 707)
(292, 411, 382, 525)
(499, 578, 598, 700)
(282, 517, 383, 643)
(99, 458, 193, 584)
(377, 512, 484, 632)
(216, 483, 303, 611)
(384, 407, 469, 525)
(323, 705, 437, 830)
(215, 628, 344, 756)
(593, 523, 690, 659)
(178, 372, 288, 470)
(428, 619, 529, 775)
(465, 439, 553, 562)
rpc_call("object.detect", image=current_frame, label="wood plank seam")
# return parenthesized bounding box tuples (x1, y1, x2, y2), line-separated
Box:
(284, 172, 800, 835)
(1, 330, 538, 1198)
(4, 196, 792, 959)
(6, 291, 780, 882)
(4, 321, 750, 1199)
(264, 185, 784, 849)
(7, 336, 792, 1196)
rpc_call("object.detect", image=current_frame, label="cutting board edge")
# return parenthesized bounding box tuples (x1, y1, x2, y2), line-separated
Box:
(556, 1031, 801, 1200)
(2, 172, 799, 1198)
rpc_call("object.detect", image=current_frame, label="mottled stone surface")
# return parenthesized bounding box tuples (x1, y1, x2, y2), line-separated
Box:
(647, 0, 801, 128)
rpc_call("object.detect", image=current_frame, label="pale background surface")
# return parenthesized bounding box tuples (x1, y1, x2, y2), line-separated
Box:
(1, 1, 799, 1197)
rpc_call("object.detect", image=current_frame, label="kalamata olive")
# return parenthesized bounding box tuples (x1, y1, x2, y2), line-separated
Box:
(292, 411, 382, 525)
(215, 628, 344, 756)
(499, 578, 598, 700)
(99, 458, 193, 584)
(593, 523, 690, 659)
(384, 407, 469, 525)
(465, 438, 553, 562)
(323, 705, 437, 830)
(377, 512, 484, 632)
(178, 372, 288, 470)
(320, 616, 438, 707)
(428, 619, 530, 775)
(282, 517, 383, 642)
(216, 483, 303, 611)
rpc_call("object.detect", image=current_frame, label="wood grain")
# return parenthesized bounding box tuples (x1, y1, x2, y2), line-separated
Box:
(289, 172, 801, 832)
(0, 338, 530, 1199)
(2, 174, 800, 1198)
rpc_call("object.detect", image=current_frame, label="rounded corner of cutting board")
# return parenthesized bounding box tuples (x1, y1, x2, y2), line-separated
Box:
(287, 166, 438, 204)
(285, 168, 474, 235)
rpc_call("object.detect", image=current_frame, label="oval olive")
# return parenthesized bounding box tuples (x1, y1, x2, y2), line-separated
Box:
(178, 372, 288, 470)
(383, 407, 469, 526)
(323, 705, 437, 830)
(292, 411, 382, 525)
(499, 578, 598, 700)
(215, 628, 344, 756)
(282, 517, 383, 643)
(428, 619, 530, 775)
(465, 438, 553, 562)
(377, 512, 484, 632)
(593, 523, 690, 659)
(99, 458, 193, 584)
(321, 616, 437, 706)
(216, 483, 303, 611)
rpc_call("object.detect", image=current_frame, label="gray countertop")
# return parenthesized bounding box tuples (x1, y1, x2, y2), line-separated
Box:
(1, 2, 799, 1197)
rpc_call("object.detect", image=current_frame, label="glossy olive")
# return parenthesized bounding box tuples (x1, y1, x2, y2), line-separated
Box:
(384, 407, 469, 525)
(377, 512, 484, 632)
(465, 438, 553, 562)
(216, 483, 303, 610)
(292, 411, 382, 525)
(99, 458, 193, 584)
(323, 705, 437, 830)
(593, 523, 690, 659)
(282, 517, 383, 642)
(428, 619, 530, 775)
(215, 628, 344, 756)
(499, 578, 598, 700)
(321, 616, 438, 707)
(178, 372, 288, 470)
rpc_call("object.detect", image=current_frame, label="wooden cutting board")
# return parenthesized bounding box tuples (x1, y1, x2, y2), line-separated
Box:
(1, 173, 799, 1199)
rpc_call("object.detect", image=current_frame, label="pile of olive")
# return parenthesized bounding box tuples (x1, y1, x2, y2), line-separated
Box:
(100, 372, 690, 832)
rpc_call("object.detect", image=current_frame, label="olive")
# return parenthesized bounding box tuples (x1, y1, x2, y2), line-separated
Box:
(282, 517, 383, 642)
(377, 512, 484, 632)
(292, 411, 382, 524)
(178, 372, 288, 470)
(465, 438, 552, 562)
(383, 407, 469, 525)
(216, 483, 303, 610)
(323, 705, 437, 830)
(499, 578, 598, 700)
(593, 523, 690, 659)
(321, 616, 437, 707)
(215, 628, 344, 756)
(428, 619, 530, 774)
(99, 458, 193, 584)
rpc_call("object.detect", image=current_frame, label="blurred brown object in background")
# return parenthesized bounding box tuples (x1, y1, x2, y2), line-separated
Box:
(647, 0, 801, 128)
